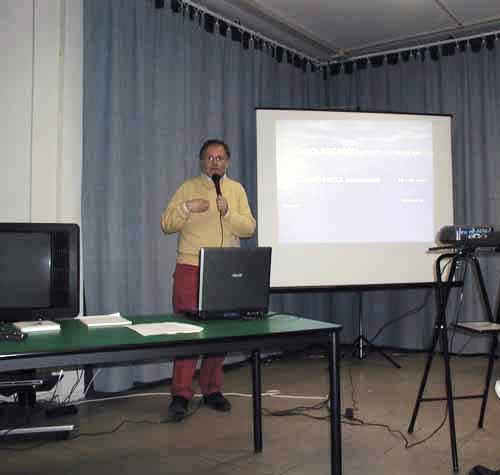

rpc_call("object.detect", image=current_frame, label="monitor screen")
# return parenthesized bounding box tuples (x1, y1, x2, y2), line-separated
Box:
(0, 233, 51, 308)
(0, 223, 80, 322)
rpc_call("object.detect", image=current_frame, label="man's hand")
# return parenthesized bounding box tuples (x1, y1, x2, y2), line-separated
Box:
(186, 198, 210, 213)
(216, 196, 228, 216)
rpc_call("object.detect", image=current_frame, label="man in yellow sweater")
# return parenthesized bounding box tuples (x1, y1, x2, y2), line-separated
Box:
(161, 139, 256, 421)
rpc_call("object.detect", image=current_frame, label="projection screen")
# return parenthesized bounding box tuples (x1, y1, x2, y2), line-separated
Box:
(256, 108, 454, 288)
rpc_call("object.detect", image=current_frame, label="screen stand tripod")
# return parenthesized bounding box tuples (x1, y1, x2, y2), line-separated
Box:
(350, 291, 401, 368)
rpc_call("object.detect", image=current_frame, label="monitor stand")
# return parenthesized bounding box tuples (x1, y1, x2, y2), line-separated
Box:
(0, 376, 76, 438)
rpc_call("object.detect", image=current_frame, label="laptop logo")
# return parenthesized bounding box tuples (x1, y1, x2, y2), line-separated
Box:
(232, 273, 243, 278)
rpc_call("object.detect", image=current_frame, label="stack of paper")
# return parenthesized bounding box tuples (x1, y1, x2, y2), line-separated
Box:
(14, 320, 61, 334)
(76, 312, 132, 328)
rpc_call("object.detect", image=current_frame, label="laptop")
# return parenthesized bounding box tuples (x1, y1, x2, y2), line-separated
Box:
(186, 247, 272, 320)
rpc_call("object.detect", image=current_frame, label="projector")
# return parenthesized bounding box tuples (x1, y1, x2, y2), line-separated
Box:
(438, 225, 500, 247)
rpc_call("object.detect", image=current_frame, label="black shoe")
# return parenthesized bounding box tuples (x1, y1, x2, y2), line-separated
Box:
(203, 392, 231, 412)
(469, 466, 500, 475)
(168, 396, 189, 421)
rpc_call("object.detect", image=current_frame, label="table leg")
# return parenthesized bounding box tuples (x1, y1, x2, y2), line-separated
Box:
(329, 330, 342, 475)
(251, 349, 262, 452)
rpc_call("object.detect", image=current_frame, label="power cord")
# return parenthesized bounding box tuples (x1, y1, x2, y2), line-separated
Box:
(0, 383, 449, 452)
(262, 399, 328, 420)
(346, 365, 359, 414)
(448, 263, 467, 353)
(367, 288, 433, 346)
(0, 344, 456, 453)
(62, 369, 85, 404)
(338, 355, 448, 450)
(365, 259, 458, 349)
(340, 406, 448, 449)
(263, 395, 449, 451)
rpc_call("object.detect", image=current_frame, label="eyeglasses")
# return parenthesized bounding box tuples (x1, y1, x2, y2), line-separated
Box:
(204, 155, 227, 163)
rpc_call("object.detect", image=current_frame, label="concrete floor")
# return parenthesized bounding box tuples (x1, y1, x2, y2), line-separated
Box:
(1, 348, 499, 475)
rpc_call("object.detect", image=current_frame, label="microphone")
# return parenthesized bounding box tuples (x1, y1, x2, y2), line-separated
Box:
(211, 174, 222, 196)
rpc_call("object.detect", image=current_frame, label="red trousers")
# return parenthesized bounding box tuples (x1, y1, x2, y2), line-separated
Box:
(171, 263, 225, 400)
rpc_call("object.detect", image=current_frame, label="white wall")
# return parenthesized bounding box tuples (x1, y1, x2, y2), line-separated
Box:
(0, 0, 33, 220)
(0, 0, 82, 223)
(0, 0, 84, 400)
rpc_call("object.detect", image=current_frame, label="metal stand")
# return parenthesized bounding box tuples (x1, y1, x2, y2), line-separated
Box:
(350, 291, 401, 368)
(0, 379, 75, 438)
(408, 248, 500, 473)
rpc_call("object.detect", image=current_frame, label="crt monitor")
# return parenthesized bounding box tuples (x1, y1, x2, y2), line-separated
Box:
(0, 223, 80, 322)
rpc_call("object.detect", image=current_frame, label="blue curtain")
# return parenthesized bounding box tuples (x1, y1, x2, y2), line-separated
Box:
(83, 1, 500, 391)
(325, 47, 500, 355)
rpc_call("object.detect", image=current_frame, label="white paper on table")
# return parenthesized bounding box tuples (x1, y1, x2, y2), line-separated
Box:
(76, 312, 132, 327)
(127, 322, 203, 336)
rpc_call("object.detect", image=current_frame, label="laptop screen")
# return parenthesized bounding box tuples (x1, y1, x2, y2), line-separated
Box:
(197, 247, 272, 318)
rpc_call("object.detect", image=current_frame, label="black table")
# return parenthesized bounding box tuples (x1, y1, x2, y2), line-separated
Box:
(0, 313, 343, 475)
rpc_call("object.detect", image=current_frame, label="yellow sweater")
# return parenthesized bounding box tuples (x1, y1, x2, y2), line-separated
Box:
(161, 175, 256, 266)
